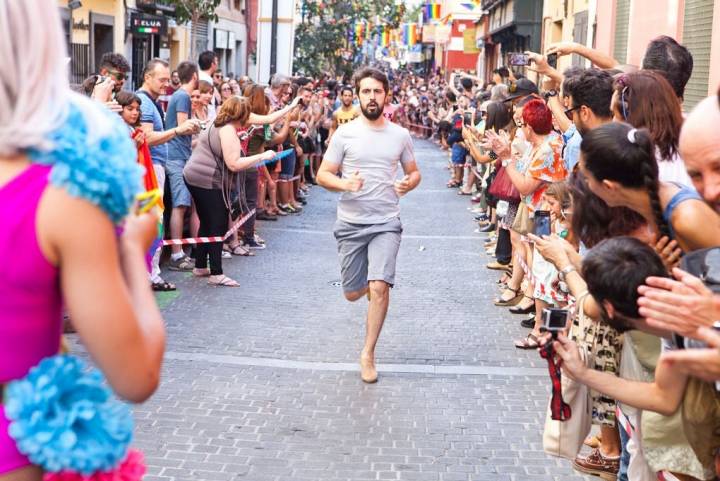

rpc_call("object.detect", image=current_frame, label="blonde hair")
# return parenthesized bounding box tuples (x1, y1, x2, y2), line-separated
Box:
(214, 96, 251, 128)
(0, 0, 113, 156)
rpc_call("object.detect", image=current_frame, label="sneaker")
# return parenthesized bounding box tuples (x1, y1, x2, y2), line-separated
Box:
(256, 211, 278, 221)
(254, 234, 266, 245)
(572, 448, 620, 481)
(279, 204, 297, 214)
(243, 238, 266, 250)
(520, 316, 535, 328)
(297, 197, 308, 205)
(478, 223, 496, 233)
(222, 250, 232, 258)
(167, 255, 194, 271)
(291, 203, 303, 212)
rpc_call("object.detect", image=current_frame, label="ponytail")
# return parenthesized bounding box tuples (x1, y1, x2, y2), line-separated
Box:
(581, 122, 671, 238)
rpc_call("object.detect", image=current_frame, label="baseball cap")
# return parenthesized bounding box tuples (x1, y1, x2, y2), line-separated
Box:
(504, 78, 539, 102)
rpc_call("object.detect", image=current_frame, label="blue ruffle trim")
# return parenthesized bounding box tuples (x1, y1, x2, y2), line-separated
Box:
(28, 101, 142, 223)
(4, 355, 134, 475)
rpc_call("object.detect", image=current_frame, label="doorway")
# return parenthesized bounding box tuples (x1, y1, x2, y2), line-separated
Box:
(89, 13, 114, 74)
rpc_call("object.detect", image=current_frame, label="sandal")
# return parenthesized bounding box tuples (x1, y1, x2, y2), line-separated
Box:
(514, 333, 540, 349)
(509, 296, 536, 314)
(457, 189, 472, 196)
(208, 275, 240, 287)
(446, 180, 461, 188)
(151, 280, 176, 291)
(494, 287, 522, 306)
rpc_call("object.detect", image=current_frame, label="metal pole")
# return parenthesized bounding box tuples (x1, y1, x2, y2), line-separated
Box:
(270, 0, 278, 75)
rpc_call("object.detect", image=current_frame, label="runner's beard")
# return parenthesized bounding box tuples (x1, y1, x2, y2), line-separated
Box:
(361, 102, 382, 120)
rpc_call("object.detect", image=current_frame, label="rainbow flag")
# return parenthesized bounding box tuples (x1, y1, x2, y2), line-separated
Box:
(402, 24, 417, 46)
(381, 27, 390, 47)
(425, 3, 441, 21)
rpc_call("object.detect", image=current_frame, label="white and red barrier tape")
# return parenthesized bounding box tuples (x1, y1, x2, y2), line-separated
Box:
(161, 209, 256, 246)
(276, 175, 302, 183)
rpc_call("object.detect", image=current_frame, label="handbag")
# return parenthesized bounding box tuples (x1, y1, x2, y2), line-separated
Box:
(487, 164, 521, 203)
(511, 201, 534, 235)
(542, 292, 594, 459)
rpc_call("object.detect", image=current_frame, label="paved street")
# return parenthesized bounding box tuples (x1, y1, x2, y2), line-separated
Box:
(122, 139, 590, 480)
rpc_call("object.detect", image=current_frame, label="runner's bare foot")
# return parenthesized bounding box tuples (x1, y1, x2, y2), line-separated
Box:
(360, 351, 378, 383)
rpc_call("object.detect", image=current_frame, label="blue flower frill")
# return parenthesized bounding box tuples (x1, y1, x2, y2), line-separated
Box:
(4, 355, 134, 475)
(28, 101, 142, 223)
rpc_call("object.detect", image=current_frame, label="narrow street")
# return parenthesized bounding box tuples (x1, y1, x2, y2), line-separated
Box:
(135, 138, 591, 481)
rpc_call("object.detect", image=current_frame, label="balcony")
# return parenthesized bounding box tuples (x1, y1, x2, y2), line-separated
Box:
(136, 0, 176, 15)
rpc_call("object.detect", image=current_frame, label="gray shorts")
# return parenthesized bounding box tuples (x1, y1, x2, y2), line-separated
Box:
(165, 159, 192, 208)
(333, 217, 403, 293)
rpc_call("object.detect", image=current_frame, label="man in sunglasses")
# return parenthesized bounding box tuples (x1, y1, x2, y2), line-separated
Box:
(98, 52, 130, 93)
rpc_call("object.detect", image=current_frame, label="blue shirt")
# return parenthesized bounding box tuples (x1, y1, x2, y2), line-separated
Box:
(166, 89, 192, 162)
(562, 124, 582, 173)
(137, 90, 167, 166)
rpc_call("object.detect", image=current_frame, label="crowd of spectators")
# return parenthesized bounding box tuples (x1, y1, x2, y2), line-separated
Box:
(380, 38, 720, 481)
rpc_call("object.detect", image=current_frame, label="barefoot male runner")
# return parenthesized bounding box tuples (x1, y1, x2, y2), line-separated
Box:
(317, 68, 421, 383)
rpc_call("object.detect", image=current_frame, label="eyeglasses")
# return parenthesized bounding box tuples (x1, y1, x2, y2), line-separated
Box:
(564, 105, 581, 117)
(221, 87, 231, 92)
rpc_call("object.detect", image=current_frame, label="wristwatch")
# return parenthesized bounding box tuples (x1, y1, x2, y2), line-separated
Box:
(558, 265, 576, 282)
(543, 90, 558, 101)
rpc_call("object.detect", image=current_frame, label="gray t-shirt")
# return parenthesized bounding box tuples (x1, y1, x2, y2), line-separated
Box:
(324, 119, 414, 225)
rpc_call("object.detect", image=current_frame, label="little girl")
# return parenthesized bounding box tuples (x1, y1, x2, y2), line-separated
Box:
(116, 91, 168, 289)
(515, 181, 573, 349)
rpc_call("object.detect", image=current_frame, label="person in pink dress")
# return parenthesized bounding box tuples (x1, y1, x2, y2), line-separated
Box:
(0, 2, 166, 479)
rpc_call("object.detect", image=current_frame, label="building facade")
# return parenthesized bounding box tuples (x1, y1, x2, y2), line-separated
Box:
(210, 0, 250, 78)
(255, 0, 296, 83)
(476, 0, 544, 81)
(595, 0, 720, 108)
(58, 0, 253, 88)
(432, 0, 484, 74)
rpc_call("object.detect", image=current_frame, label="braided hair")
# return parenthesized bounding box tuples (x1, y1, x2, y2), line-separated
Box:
(580, 122, 671, 239)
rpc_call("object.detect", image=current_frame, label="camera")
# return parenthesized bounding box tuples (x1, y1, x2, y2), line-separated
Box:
(547, 53, 558, 69)
(540, 308, 568, 338)
(533, 210, 551, 237)
(199, 121, 207, 131)
(508, 53, 530, 66)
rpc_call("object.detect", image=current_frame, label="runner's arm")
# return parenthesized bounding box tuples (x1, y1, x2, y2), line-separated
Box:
(316, 159, 350, 192)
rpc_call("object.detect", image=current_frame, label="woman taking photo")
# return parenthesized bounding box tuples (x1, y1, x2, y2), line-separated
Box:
(183, 97, 278, 287)
(579, 122, 720, 252)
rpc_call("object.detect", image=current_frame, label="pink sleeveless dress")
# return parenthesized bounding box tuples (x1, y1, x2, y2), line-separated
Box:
(0, 164, 63, 474)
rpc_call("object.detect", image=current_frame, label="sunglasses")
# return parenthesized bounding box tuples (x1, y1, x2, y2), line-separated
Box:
(108, 70, 127, 81)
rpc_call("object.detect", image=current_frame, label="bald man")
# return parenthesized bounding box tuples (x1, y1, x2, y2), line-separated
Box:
(680, 91, 720, 213)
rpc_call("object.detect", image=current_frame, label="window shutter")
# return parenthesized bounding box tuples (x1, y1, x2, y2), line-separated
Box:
(613, 0, 631, 64)
(682, 0, 715, 109)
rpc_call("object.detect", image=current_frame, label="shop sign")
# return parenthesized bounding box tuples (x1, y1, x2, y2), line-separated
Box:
(130, 13, 167, 36)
